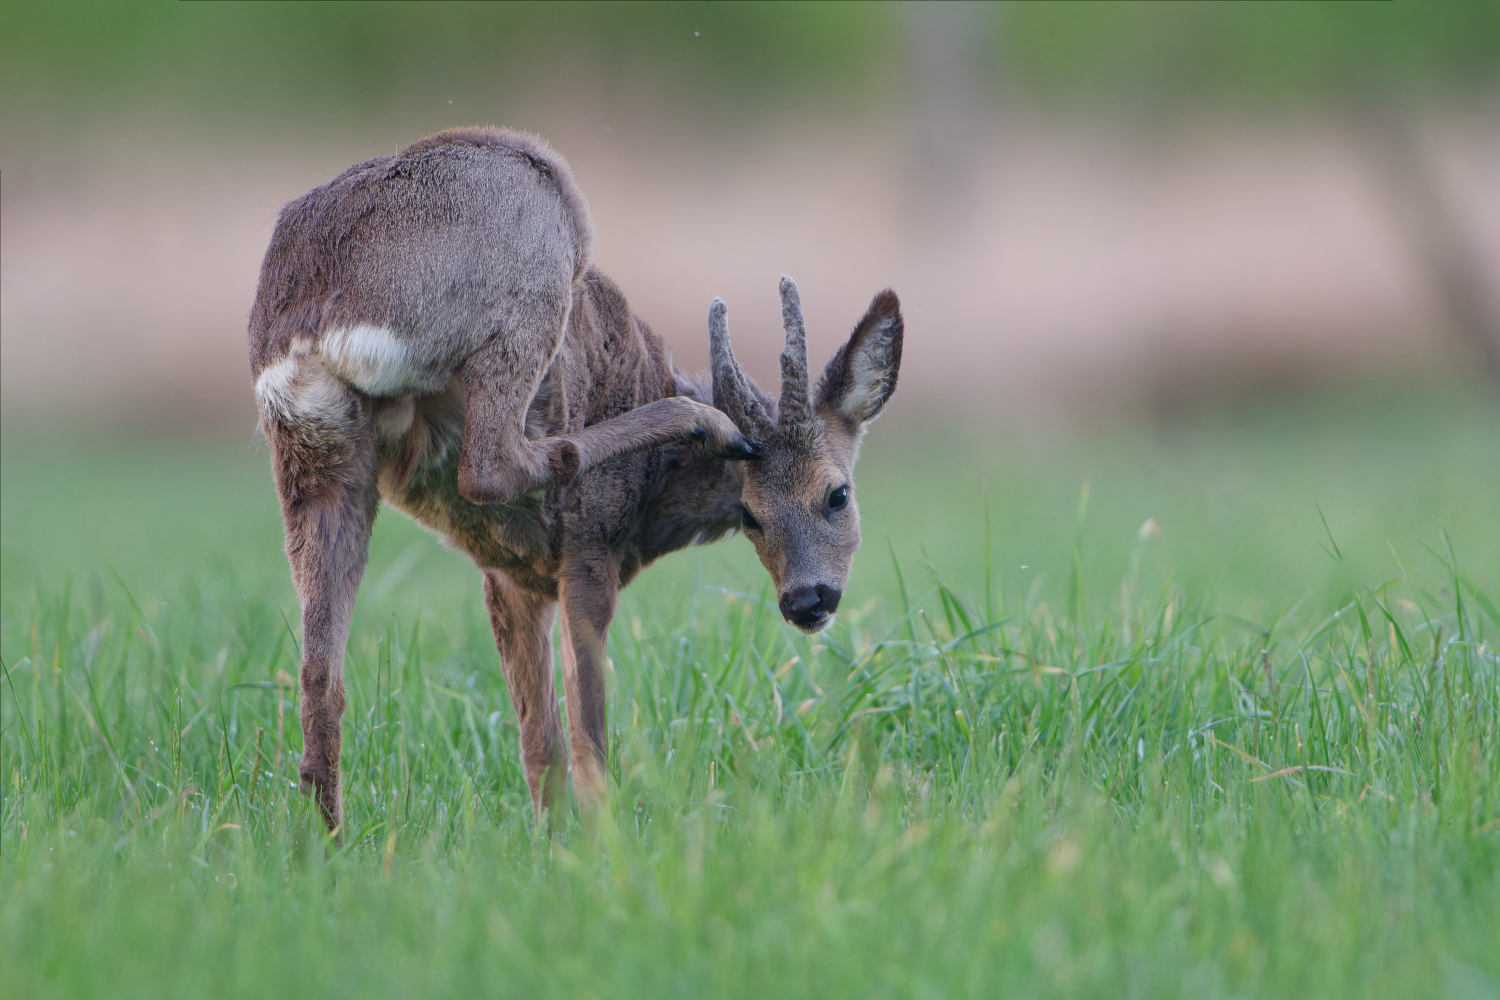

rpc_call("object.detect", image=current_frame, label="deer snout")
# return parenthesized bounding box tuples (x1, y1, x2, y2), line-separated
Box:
(779, 584, 842, 632)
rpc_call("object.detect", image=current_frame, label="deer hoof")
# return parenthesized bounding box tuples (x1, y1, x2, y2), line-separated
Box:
(718, 435, 762, 461)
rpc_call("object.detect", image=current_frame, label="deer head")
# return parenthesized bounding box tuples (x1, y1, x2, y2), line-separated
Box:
(710, 277, 904, 633)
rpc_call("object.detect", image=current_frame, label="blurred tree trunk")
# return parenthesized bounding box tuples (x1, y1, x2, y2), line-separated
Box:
(1363, 108, 1500, 387)
(900, 0, 997, 233)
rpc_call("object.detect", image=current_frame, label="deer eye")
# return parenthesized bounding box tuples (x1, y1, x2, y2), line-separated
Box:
(740, 506, 761, 531)
(828, 486, 849, 510)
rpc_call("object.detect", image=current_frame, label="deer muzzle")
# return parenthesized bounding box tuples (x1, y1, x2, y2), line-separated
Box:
(779, 584, 842, 632)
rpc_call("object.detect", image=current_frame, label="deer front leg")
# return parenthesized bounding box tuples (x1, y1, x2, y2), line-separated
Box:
(557, 550, 620, 814)
(482, 571, 566, 830)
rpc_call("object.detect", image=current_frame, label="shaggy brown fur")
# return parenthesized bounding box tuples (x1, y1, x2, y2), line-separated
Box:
(248, 128, 903, 832)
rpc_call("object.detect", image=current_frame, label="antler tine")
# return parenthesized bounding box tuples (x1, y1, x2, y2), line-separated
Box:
(709, 297, 732, 365)
(778, 276, 811, 428)
(709, 297, 770, 433)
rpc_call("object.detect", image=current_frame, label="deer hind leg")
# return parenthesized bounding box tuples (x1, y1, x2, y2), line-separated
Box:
(557, 550, 620, 814)
(457, 289, 758, 508)
(257, 355, 378, 837)
(456, 286, 576, 506)
(482, 571, 566, 829)
(554, 395, 760, 469)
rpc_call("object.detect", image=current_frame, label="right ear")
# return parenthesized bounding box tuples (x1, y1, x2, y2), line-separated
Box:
(816, 289, 903, 428)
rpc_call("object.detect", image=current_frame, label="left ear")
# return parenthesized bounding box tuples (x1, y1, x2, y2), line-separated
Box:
(815, 289, 903, 428)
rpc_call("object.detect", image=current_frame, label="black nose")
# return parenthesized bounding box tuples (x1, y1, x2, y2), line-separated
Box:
(779, 585, 842, 628)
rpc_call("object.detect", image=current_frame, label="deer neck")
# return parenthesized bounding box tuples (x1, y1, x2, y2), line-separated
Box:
(630, 366, 748, 562)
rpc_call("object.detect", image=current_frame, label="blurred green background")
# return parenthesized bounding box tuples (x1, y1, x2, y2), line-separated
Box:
(5, 0, 1499, 122)
(5, 380, 1495, 654)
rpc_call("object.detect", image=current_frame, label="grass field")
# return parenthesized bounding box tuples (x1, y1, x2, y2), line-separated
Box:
(2, 380, 1498, 998)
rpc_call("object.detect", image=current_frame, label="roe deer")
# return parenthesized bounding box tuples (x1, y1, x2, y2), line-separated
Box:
(248, 128, 903, 834)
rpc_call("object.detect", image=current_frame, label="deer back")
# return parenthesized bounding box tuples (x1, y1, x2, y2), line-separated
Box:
(248, 128, 595, 393)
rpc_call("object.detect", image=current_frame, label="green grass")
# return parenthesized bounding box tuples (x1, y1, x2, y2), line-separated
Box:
(2, 382, 1498, 999)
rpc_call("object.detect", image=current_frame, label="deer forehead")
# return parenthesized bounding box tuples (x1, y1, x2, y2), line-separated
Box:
(745, 453, 847, 506)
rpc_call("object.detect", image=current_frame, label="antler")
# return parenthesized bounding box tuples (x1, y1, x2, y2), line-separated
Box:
(709, 298, 772, 434)
(778, 276, 812, 429)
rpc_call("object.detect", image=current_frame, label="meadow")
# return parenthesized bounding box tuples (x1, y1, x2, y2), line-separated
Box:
(2, 379, 1497, 999)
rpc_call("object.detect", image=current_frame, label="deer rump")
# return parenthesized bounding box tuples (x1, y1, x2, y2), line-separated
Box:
(247, 127, 903, 835)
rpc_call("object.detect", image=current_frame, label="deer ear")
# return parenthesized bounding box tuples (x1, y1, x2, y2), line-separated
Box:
(816, 289, 903, 427)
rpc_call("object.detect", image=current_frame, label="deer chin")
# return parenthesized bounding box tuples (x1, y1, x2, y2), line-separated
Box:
(788, 612, 835, 635)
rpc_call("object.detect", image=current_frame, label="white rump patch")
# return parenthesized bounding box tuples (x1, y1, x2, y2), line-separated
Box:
(321, 324, 435, 397)
(257, 324, 447, 424)
(255, 355, 349, 421)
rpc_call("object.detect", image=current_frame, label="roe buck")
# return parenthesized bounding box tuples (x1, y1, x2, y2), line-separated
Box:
(248, 128, 903, 834)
